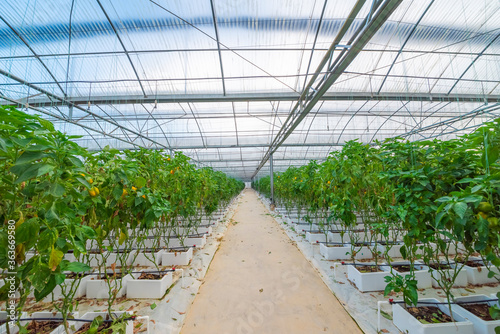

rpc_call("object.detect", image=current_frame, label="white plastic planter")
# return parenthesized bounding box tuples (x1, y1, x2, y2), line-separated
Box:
(51, 274, 92, 299)
(296, 223, 320, 232)
(327, 232, 351, 243)
(127, 249, 163, 267)
(451, 258, 500, 285)
(70, 311, 133, 334)
(392, 298, 474, 334)
(0, 279, 20, 298)
(194, 226, 212, 235)
(382, 243, 403, 259)
(168, 235, 206, 248)
(453, 295, 500, 334)
(347, 264, 389, 292)
(382, 261, 432, 289)
(127, 270, 173, 299)
(104, 252, 129, 267)
(79, 251, 107, 267)
(415, 263, 468, 288)
(161, 247, 193, 266)
(28, 312, 79, 334)
(428, 242, 464, 256)
(0, 312, 26, 334)
(319, 243, 351, 260)
(306, 232, 327, 244)
(345, 243, 383, 260)
(141, 238, 165, 249)
(86, 273, 136, 299)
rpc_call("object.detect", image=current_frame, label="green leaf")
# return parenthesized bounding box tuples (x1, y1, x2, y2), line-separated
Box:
(384, 283, 393, 296)
(10, 137, 32, 148)
(14, 163, 55, 184)
(46, 202, 60, 221)
(38, 117, 55, 131)
(380, 309, 392, 320)
(134, 176, 147, 188)
(16, 220, 40, 245)
(55, 273, 66, 285)
(49, 183, 65, 197)
(64, 261, 91, 273)
(76, 176, 91, 189)
(34, 275, 57, 301)
(49, 248, 64, 271)
(150, 302, 157, 310)
(471, 184, 483, 193)
(0, 137, 6, 152)
(113, 184, 124, 201)
(79, 225, 97, 239)
(453, 202, 468, 219)
(15, 151, 47, 165)
(38, 229, 57, 252)
(67, 156, 84, 168)
(436, 196, 452, 203)
(25, 144, 50, 152)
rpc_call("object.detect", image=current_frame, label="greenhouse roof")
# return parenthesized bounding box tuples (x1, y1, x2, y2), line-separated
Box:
(1, 0, 499, 180)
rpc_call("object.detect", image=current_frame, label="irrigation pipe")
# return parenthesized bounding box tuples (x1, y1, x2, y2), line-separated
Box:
(377, 300, 389, 332)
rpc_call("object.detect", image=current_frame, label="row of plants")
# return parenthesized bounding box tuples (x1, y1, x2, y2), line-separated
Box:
(253, 118, 500, 329)
(0, 106, 244, 333)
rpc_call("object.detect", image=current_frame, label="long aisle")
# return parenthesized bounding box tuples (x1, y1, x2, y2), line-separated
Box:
(181, 189, 362, 334)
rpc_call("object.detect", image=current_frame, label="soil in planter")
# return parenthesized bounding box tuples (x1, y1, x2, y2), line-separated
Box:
(407, 306, 453, 324)
(137, 272, 166, 280)
(73, 322, 112, 334)
(73, 316, 126, 334)
(429, 263, 452, 270)
(326, 244, 344, 248)
(92, 273, 126, 280)
(357, 265, 383, 273)
(25, 320, 61, 334)
(460, 303, 494, 321)
(392, 265, 412, 273)
(464, 261, 484, 269)
(65, 272, 87, 279)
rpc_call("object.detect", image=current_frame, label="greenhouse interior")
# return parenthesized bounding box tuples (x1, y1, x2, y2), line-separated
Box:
(0, 0, 499, 333)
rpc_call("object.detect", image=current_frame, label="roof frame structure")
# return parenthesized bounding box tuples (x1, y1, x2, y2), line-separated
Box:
(0, 67, 171, 151)
(209, 0, 226, 96)
(0, 16, 66, 97)
(253, 0, 403, 178)
(3, 92, 498, 108)
(1, 0, 499, 180)
(376, 0, 435, 94)
(2, 48, 499, 61)
(95, 0, 148, 98)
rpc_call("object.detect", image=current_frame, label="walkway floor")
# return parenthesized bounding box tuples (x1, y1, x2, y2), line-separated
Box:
(181, 189, 362, 334)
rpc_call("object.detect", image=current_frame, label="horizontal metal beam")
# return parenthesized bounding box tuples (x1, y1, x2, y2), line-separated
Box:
(192, 157, 329, 163)
(85, 142, 348, 151)
(1, 92, 498, 108)
(43, 110, 496, 123)
(1, 48, 497, 61)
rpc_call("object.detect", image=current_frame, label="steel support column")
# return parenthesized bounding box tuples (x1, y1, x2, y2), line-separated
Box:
(270, 153, 274, 206)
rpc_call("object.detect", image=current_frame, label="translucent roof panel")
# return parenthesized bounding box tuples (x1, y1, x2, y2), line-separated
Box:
(0, 0, 499, 180)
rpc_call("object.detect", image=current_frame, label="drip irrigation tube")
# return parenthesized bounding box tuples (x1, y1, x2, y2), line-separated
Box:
(389, 299, 499, 305)
(340, 262, 386, 266)
(13, 316, 136, 323)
